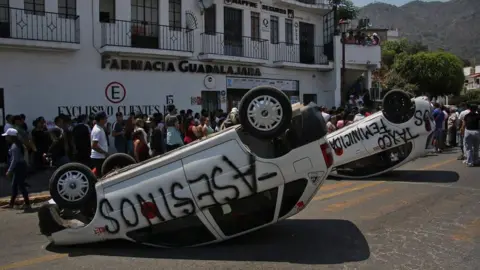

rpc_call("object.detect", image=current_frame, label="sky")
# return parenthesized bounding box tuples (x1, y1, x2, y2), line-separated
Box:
(352, 0, 449, 7)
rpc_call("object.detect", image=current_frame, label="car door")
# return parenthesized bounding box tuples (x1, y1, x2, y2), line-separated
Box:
(100, 160, 221, 247)
(182, 139, 285, 239)
(328, 122, 370, 167)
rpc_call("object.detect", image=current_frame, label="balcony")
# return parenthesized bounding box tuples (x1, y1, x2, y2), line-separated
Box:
(100, 20, 193, 58)
(199, 32, 269, 65)
(344, 43, 381, 68)
(273, 0, 332, 14)
(273, 42, 332, 70)
(0, 7, 80, 51)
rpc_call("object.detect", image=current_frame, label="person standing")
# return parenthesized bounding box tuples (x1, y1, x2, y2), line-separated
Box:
(432, 103, 445, 153)
(112, 112, 126, 154)
(457, 103, 471, 160)
(2, 128, 31, 211)
(72, 115, 91, 166)
(150, 114, 166, 157)
(90, 112, 109, 176)
(462, 104, 480, 167)
(165, 104, 183, 151)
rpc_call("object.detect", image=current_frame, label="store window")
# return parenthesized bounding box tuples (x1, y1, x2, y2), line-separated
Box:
(285, 18, 293, 45)
(251, 12, 260, 40)
(270, 15, 278, 44)
(204, 4, 216, 34)
(58, 0, 76, 19)
(169, 0, 181, 30)
(99, 0, 115, 23)
(24, 0, 45, 16)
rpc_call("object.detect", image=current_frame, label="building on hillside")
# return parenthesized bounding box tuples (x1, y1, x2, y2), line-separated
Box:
(463, 66, 480, 90)
(0, 0, 381, 123)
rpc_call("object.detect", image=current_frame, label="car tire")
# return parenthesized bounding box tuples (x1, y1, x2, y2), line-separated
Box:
(382, 89, 415, 124)
(49, 163, 97, 210)
(239, 86, 293, 139)
(101, 153, 136, 176)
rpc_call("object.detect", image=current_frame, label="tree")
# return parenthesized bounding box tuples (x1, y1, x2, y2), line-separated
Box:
(393, 51, 465, 96)
(330, 0, 358, 20)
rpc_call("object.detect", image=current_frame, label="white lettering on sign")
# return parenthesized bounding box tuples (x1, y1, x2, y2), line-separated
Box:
(105, 82, 126, 104)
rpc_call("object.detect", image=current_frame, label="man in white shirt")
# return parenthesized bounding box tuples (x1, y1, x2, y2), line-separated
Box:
(321, 107, 331, 122)
(353, 108, 366, 122)
(3, 115, 13, 133)
(90, 112, 109, 176)
(457, 104, 471, 160)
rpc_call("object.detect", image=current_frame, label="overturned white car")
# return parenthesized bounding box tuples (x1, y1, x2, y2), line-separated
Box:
(328, 90, 435, 179)
(38, 86, 334, 247)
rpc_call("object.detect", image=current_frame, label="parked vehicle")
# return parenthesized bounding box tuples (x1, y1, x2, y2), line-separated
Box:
(328, 90, 435, 179)
(38, 86, 334, 247)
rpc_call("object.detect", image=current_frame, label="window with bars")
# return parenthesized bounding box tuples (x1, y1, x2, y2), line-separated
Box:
(285, 18, 293, 45)
(58, 0, 76, 19)
(251, 12, 260, 40)
(99, 0, 115, 23)
(24, 0, 45, 16)
(204, 4, 216, 34)
(270, 15, 278, 44)
(131, 0, 158, 36)
(169, 0, 181, 30)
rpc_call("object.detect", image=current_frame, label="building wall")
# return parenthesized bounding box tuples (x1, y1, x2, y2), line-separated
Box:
(0, 0, 337, 122)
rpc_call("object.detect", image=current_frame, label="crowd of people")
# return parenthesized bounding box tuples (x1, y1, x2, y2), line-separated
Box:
(343, 31, 380, 46)
(2, 96, 479, 210)
(0, 104, 243, 209)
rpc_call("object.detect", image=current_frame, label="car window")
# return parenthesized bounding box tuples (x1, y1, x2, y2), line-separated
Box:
(207, 187, 279, 236)
(334, 142, 413, 177)
(125, 213, 217, 247)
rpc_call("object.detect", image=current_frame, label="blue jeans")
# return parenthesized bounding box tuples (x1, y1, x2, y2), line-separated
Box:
(464, 129, 480, 165)
(10, 161, 30, 206)
(434, 129, 444, 150)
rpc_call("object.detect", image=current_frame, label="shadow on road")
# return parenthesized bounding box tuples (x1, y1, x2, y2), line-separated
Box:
(0, 169, 52, 197)
(365, 170, 460, 183)
(46, 219, 370, 265)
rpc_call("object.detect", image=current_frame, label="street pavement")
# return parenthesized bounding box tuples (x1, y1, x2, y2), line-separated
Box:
(0, 149, 479, 270)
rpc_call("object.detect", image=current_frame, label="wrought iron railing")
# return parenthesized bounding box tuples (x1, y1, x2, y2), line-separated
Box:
(100, 19, 193, 52)
(273, 42, 329, 65)
(296, 0, 331, 4)
(0, 6, 80, 43)
(200, 32, 269, 60)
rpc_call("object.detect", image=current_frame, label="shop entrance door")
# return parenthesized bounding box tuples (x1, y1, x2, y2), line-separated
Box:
(201, 91, 220, 114)
(227, 89, 248, 112)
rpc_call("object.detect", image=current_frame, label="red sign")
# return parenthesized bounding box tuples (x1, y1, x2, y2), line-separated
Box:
(105, 82, 126, 104)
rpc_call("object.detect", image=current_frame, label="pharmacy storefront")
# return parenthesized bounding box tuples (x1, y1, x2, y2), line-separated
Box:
(2, 54, 335, 123)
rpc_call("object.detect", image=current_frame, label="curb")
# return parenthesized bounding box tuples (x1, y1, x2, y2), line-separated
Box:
(0, 192, 51, 207)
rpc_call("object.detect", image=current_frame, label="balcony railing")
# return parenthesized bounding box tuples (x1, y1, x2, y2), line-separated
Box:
(101, 20, 193, 52)
(200, 32, 268, 60)
(0, 6, 80, 43)
(274, 42, 328, 65)
(296, 0, 330, 4)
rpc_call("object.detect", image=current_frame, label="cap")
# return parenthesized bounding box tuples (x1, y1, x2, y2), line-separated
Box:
(2, 128, 18, 137)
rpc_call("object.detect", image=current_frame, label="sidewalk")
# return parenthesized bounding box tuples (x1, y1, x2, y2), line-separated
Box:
(0, 169, 52, 206)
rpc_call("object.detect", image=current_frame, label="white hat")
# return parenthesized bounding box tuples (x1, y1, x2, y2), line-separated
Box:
(231, 107, 239, 114)
(2, 128, 18, 137)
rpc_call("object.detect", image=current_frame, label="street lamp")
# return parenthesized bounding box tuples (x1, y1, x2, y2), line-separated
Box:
(339, 19, 350, 105)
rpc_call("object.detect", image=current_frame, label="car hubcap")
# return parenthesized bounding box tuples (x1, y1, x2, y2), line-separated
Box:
(247, 95, 283, 131)
(57, 170, 90, 202)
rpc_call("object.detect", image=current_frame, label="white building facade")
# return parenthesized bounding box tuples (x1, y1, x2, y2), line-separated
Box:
(0, 0, 380, 123)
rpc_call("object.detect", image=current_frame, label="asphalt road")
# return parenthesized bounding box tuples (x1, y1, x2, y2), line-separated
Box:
(0, 149, 479, 270)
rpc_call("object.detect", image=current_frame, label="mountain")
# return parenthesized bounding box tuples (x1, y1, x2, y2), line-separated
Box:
(358, 0, 480, 62)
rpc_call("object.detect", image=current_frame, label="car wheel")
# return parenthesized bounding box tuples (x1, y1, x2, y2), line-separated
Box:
(382, 89, 415, 124)
(101, 153, 136, 176)
(239, 86, 293, 139)
(49, 163, 97, 210)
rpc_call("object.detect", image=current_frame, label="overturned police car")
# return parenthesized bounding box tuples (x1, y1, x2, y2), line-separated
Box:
(327, 90, 435, 179)
(38, 86, 334, 247)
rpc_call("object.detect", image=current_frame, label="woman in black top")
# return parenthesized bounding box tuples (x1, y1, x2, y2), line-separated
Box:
(462, 104, 480, 167)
